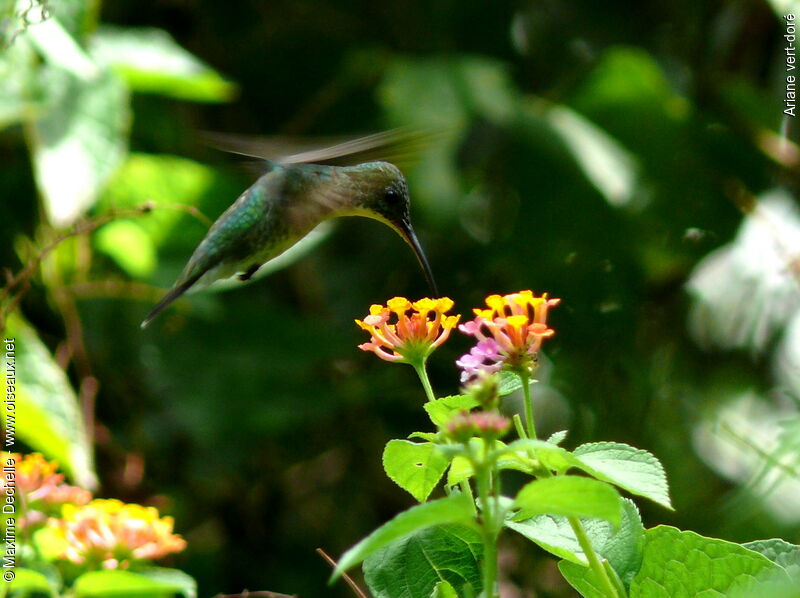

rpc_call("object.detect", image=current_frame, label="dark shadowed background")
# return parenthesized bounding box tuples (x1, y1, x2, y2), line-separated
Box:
(2, 0, 799, 596)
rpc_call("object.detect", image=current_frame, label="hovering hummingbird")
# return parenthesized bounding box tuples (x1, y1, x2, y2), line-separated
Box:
(140, 130, 438, 328)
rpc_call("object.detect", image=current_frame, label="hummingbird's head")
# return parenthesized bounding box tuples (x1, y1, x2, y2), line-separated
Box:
(349, 162, 438, 295)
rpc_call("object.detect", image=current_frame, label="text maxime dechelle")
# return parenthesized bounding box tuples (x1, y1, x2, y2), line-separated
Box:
(3, 338, 16, 579)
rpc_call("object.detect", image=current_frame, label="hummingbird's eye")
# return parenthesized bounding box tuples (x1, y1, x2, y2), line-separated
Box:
(384, 187, 400, 203)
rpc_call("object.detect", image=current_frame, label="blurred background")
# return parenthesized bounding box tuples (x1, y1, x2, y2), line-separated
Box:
(2, 0, 800, 595)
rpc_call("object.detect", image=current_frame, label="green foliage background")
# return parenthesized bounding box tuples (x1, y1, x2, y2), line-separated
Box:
(2, 0, 799, 596)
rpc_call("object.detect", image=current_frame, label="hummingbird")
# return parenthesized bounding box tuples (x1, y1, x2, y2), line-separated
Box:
(140, 131, 437, 328)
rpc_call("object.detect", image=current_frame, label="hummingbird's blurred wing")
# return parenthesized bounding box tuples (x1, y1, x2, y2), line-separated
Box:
(202, 128, 443, 169)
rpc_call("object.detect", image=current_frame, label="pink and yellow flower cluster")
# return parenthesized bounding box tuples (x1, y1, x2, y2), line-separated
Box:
(356, 297, 460, 364)
(456, 291, 559, 382)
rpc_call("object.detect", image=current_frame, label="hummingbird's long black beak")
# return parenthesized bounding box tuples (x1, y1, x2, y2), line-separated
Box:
(396, 219, 439, 297)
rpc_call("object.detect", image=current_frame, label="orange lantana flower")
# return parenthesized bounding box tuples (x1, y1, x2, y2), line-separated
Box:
(356, 297, 460, 364)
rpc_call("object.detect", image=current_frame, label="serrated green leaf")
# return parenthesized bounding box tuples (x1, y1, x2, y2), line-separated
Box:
(90, 27, 236, 103)
(332, 494, 476, 580)
(742, 539, 800, 585)
(94, 220, 157, 278)
(424, 395, 479, 427)
(514, 476, 622, 526)
(498, 371, 526, 396)
(74, 569, 195, 598)
(383, 440, 449, 502)
(8, 567, 56, 596)
(363, 525, 481, 598)
(1, 314, 96, 488)
(547, 430, 568, 445)
(507, 498, 643, 582)
(629, 526, 792, 598)
(573, 442, 672, 509)
(31, 66, 129, 227)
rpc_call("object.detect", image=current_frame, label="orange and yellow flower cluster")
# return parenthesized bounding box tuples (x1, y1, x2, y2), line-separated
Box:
(356, 297, 460, 364)
(50, 499, 186, 570)
(3, 453, 186, 570)
(3, 452, 91, 525)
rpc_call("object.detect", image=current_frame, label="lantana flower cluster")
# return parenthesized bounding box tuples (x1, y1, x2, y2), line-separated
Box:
(356, 297, 460, 365)
(456, 291, 560, 382)
(3, 453, 186, 570)
(3, 452, 91, 526)
(50, 499, 187, 570)
(356, 290, 559, 383)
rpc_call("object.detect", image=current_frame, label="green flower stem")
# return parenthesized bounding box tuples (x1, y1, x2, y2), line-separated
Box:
(412, 361, 436, 403)
(605, 560, 628, 598)
(472, 445, 499, 598)
(512, 413, 527, 440)
(411, 360, 477, 512)
(567, 515, 621, 598)
(519, 372, 536, 440)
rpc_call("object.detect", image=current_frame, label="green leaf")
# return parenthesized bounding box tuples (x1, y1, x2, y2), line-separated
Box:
(514, 476, 622, 526)
(95, 153, 219, 248)
(507, 498, 644, 581)
(558, 560, 608, 598)
(429, 580, 458, 598)
(742, 539, 800, 585)
(90, 27, 236, 103)
(0, 35, 38, 130)
(94, 220, 157, 278)
(498, 371, 527, 396)
(573, 442, 672, 509)
(45, 0, 99, 42)
(542, 103, 638, 208)
(8, 568, 56, 597)
(74, 569, 196, 598)
(332, 493, 476, 580)
(423, 395, 479, 427)
(363, 525, 481, 598)
(629, 526, 792, 598)
(383, 440, 449, 502)
(1, 314, 96, 488)
(547, 430, 568, 445)
(503, 438, 576, 474)
(26, 17, 99, 80)
(31, 65, 129, 227)
(137, 568, 196, 598)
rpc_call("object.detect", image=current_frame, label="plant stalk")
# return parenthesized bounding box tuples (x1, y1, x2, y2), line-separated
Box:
(474, 451, 499, 598)
(519, 372, 537, 440)
(567, 516, 621, 598)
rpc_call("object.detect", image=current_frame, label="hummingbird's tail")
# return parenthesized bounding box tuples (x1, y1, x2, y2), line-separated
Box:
(140, 272, 204, 329)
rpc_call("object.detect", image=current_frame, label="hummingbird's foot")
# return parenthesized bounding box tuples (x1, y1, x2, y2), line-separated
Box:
(238, 264, 260, 281)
